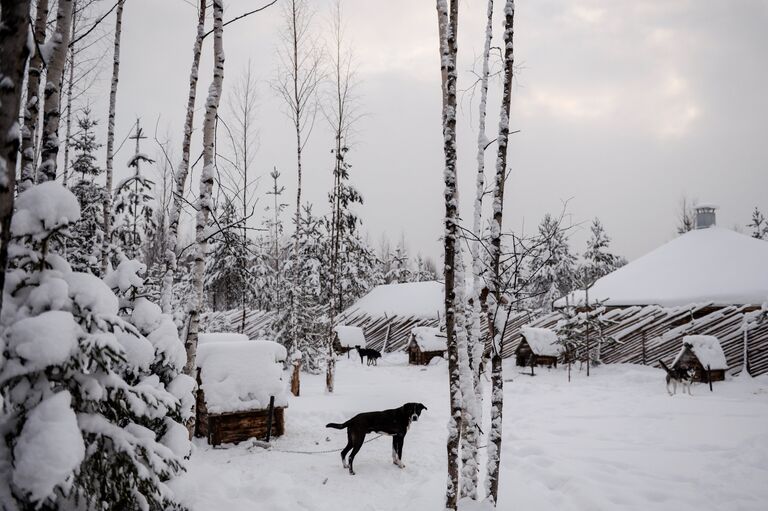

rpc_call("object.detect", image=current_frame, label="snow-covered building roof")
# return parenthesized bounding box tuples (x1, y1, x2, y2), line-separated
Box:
(556, 227, 768, 308)
(196, 341, 288, 414)
(520, 327, 560, 357)
(341, 281, 444, 319)
(334, 325, 367, 348)
(672, 335, 728, 370)
(410, 326, 447, 352)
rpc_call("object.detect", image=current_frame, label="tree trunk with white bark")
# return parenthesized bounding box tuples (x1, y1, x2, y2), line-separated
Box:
(436, 1, 461, 509)
(101, 0, 125, 274)
(18, 0, 49, 193)
(0, 0, 33, 316)
(161, 0, 207, 314)
(485, 1, 515, 505)
(36, 0, 75, 184)
(185, 0, 225, 393)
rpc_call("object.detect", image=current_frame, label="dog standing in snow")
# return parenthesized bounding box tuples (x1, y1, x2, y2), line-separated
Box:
(326, 402, 427, 475)
(355, 345, 381, 366)
(658, 360, 693, 396)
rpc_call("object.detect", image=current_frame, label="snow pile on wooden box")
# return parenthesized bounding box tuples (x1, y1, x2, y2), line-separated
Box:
(521, 327, 560, 357)
(411, 326, 447, 351)
(334, 325, 366, 348)
(673, 335, 728, 370)
(199, 332, 249, 344)
(197, 341, 288, 414)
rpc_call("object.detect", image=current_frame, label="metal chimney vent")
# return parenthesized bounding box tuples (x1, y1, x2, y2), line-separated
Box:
(694, 204, 717, 229)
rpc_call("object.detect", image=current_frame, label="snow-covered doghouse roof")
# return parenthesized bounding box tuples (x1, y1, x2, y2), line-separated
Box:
(410, 326, 447, 352)
(672, 335, 728, 370)
(520, 327, 560, 357)
(556, 228, 768, 308)
(196, 341, 288, 414)
(334, 325, 366, 348)
(341, 281, 444, 319)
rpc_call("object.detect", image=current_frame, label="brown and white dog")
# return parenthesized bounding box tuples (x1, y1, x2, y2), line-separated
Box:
(326, 402, 427, 475)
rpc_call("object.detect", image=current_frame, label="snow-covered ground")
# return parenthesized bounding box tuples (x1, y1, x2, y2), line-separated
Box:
(172, 355, 768, 510)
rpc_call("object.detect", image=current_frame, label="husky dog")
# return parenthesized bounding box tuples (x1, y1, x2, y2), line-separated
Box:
(326, 403, 427, 475)
(658, 360, 693, 396)
(355, 345, 382, 366)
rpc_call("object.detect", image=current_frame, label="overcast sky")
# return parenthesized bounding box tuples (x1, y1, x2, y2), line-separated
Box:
(97, 0, 768, 264)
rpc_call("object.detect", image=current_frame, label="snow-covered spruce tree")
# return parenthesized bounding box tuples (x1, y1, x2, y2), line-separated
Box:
(386, 239, 412, 283)
(18, 0, 49, 193)
(185, 0, 225, 391)
(485, 1, 515, 505)
(527, 213, 576, 312)
(262, 167, 289, 312)
(68, 109, 108, 275)
(579, 217, 625, 282)
(101, 0, 125, 274)
(436, 0, 462, 508)
(414, 254, 438, 282)
(747, 207, 766, 240)
(555, 295, 612, 377)
(204, 198, 257, 312)
(36, 0, 74, 184)
(0, 183, 191, 509)
(0, 0, 33, 316)
(112, 152, 157, 261)
(162, 0, 207, 315)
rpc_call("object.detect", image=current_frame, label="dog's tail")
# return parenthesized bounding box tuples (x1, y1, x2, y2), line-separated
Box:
(658, 359, 673, 375)
(325, 421, 348, 430)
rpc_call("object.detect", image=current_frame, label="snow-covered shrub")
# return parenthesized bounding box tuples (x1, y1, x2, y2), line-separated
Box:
(0, 183, 191, 510)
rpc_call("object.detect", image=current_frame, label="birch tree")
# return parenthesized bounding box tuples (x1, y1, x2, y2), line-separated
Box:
(0, 0, 33, 316)
(101, 0, 125, 273)
(162, 0, 207, 314)
(36, 0, 75, 184)
(18, 0, 49, 192)
(274, 0, 323, 357)
(485, 1, 515, 505)
(462, 0, 494, 500)
(436, 1, 462, 508)
(185, 0, 225, 390)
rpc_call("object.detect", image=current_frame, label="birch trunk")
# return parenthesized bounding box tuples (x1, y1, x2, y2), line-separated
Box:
(463, 0, 494, 499)
(185, 0, 225, 392)
(0, 0, 33, 316)
(485, 1, 515, 505)
(101, 0, 125, 274)
(162, 0, 207, 314)
(62, 1, 78, 186)
(436, 1, 461, 509)
(18, 0, 49, 193)
(36, 0, 75, 184)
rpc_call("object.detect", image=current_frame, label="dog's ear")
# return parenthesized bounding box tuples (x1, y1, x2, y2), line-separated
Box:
(419, 403, 427, 412)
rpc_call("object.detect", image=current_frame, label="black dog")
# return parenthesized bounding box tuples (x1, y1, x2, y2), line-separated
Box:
(326, 402, 427, 475)
(355, 345, 382, 366)
(659, 359, 693, 396)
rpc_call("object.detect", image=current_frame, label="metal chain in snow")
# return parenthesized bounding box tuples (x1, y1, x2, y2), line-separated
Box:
(249, 434, 385, 455)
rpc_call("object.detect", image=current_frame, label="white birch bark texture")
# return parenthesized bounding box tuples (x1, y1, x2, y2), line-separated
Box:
(436, 1, 462, 509)
(275, 0, 322, 357)
(101, 0, 125, 274)
(0, 0, 33, 316)
(186, 0, 225, 382)
(162, 0, 207, 314)
(485, 1, 515, 505)
(62, 0, 79, 186)
(36, 0, 75, 184)
(18, 0, 49, 193)
(463, 0, 494, 499)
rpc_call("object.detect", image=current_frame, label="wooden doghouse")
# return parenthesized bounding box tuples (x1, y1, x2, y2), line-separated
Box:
(515, 327, 560, 369)
(671, 335, 727, 383)
(195, 338, 289, 446)
(333, 325, 367, 357)
(408, 327, 447, 365)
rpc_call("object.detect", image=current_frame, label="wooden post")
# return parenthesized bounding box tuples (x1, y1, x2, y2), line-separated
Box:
(290, 355, 301, 396)
(641, 331, 647, 365)
(743, 329, 750, 377)
(708, 365, 713, 392)
(381, 315, 392, 354)
(266, 395, 275, 442)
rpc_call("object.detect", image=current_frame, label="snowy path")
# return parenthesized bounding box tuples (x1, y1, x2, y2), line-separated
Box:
(171, 356, 768, 510)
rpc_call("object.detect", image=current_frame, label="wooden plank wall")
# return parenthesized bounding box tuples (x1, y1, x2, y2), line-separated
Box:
(206, 304, 768, 377)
